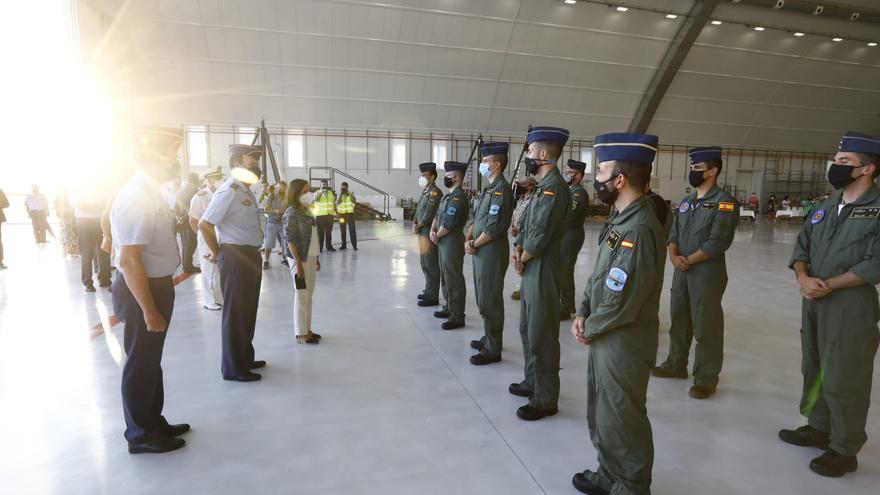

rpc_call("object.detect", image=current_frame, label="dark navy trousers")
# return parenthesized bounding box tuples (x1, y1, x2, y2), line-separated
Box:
(218, 244, 262, 377)
(112, 272, 175, 444)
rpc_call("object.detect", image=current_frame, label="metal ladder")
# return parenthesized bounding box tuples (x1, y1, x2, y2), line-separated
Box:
(308, 167, 393, 220)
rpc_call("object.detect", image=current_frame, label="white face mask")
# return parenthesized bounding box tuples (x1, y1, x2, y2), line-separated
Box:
(418, 176, 428, 188)
(301, 194, 314, 206)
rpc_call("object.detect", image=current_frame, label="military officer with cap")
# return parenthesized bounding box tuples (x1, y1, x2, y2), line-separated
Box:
(189, 167, 225, 310)
(509, 126, 571, 421)
(414, 162, 442, 307)
(199, 144, 267, 382)
(466, 142, 514, 365)
(570, 132, 666, 495)
(430, 161, 469, 329)
(560, 158, 590, 321)
(111, 125, 190, 454)
(652, 146, 739, 400)
(779, 131, 880, 478)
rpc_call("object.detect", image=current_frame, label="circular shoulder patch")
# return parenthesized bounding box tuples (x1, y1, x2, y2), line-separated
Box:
(489, 204, 500, 216)
(605, 267, 628, 292)
(678, 201, 690, 213)
(810, 209, 826, 225)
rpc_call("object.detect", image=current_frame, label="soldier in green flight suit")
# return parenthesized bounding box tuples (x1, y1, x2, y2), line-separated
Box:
(779, 131, 880, 478)
(570, 132, 666, 495)
(651, 147, 739, 400)
(430, 161, 469, 330)
(414, 162, 442, 307)
(509, 126, 571, 421)
(466, 142, 514, 365)
(560, 158, 591, 321)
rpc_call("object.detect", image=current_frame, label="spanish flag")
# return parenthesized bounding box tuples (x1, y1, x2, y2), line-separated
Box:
(719, 202, 735, 212)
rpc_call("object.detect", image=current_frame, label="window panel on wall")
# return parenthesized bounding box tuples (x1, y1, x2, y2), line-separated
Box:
(327, 136, 346, 170)
(432, 141, 449, 168)
(347, 136, 368, 170)
(579, 147, 593, 174)
(287, 134, 304, 168)
(306, 135, 326, 168)
(236, 126, 257, 145)
(186, 125, 209, 168)
(391, 138, 407, 170)
(368, 135, 389, 172)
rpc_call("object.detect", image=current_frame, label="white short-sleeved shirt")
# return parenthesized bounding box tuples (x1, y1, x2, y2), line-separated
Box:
(25, 193, 49, 211)
(189, 188, 213, 220)
(111, 171, 181, 277)
(201, 177, 263, 247)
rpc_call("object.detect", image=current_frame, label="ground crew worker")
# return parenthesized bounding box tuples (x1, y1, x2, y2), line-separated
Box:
(466, 143, 514, 365)
(189, 167, 225, 310)
(414, 163, 442, 307)
(313, 180, 336, 252)
(569, 132, 666, 495)
(199, 144, 266, 382)
(336, 181, 357, 250)
(779, 131, 880, 478)
(509, 126, 571, 421)
(652, 146, 739, 400)
(111, 125, 190, 454)
(560, 159, 590, 321)
(430, 161, 469, 330)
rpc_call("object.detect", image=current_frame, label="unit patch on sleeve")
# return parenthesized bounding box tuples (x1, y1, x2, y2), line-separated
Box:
(604, 229, 622, 250)
(605, 267, 628, 292)
(850, 206, 880, 219)
(489, 204, 500, 216)
(447, 207, 457, 216)
(810, 209, 826, 225)
(678, 200, 690, 213)
(718, 202, 735, 212)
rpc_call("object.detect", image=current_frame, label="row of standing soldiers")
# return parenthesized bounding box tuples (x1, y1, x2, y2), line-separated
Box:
(412, 127, 880, 494)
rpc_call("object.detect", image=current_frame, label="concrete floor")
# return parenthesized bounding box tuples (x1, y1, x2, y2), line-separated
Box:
(0, 218, 877, 495)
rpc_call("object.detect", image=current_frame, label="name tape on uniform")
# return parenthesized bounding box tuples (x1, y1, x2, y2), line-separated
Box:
(851, 206, 880, 219)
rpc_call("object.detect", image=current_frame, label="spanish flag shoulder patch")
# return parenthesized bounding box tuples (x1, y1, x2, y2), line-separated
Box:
(718, 202, 735, 212)
(431, 191, 439, 196)
(543, 190, 555, 196)
(494, 191, 503, 196)
(621, 240, 635, 249)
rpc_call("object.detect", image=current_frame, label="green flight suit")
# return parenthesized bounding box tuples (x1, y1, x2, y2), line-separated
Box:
(577, 195, 667, 495)
(415, 183, 442, 301)
(472, 176, 514, 357)
(789, 185, 880, 457)
(436, 187, 469, 323)
(657, 185, 739, 388)
(514, 167, 570, 409)
(560, 183, 590, 314)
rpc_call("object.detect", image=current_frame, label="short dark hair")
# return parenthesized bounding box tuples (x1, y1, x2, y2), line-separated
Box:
(229, 153, 244, 168)
(705, 158, 723, 173)
(426, 170, 437, 180)
(341, 182, 349, 187)
(856, 152, 880, 178)
(286, 179, 309, 210)
(532, 140, 563, 161)
(613, 160, 652, 189)
(489, 153, 508, 168)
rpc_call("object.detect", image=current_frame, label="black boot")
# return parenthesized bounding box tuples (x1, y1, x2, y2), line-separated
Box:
(508, 382, 532, 398)
(779, 425, 829, 449)
(516, 404, 558, 421)
(571, 473, 609, 495)
(469, 353, 500, 366)
(809, 450, 857, 478)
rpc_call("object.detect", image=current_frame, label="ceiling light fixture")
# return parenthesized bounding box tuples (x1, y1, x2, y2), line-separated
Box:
(615, 6, 629, 12)
(869, 42, 878, 47)
(832, 37, 843, 42)
(753, 26, 765, 31)
(793, 32, 805, 37)
(564, 0, 576, 4)
(666, 14, 678, 19)
(710, 20, 722, 25)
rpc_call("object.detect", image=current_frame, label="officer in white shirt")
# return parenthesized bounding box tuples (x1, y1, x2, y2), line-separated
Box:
(24, 184, 53, 243)
(110, 125, 189, 455)
(189, 167, 225, 310)
(199, 144, 267, 382)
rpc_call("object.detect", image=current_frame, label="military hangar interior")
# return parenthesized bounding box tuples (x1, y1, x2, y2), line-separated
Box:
(1, 1, 878, 494)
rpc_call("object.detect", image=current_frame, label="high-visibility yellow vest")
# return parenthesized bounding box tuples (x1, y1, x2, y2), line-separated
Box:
(337, 193, 355, 214)
(313, 190, 336, 216)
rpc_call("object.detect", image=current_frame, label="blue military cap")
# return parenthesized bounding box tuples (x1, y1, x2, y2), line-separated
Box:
(444, 161, 468, 173)
(229, 144, 263, 159)
(593, 132, 659, 164)
(527, 126, 570, 146)
(481, 142, 509, 157)
(130, 125, 184, 155)
(566, 159, 586, 172)
(419, 162, 437, 173)
(688, 146, 723, 165)
(838, 131, 880, 155)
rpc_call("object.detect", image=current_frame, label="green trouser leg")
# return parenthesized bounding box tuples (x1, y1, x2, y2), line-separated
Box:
(522, 256, 561, 409)
(518, 292, 534, 393)
(559, 228, 585, 314)
(439, 235, 466, 322)
(418, 227, 440, 301)
(662, 264, 727, 387)
(474, 241, 509, 358)
(587, 337, 654, 495)
(800, 288, 880, 456)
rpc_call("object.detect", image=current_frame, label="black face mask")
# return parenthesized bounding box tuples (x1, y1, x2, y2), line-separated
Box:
(593, 174, 620, 205)
(443, 177, 454, 188)
(524, 157, 540, 175)
(827, 163, 864, 189)
(688, 169, 706, 188)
